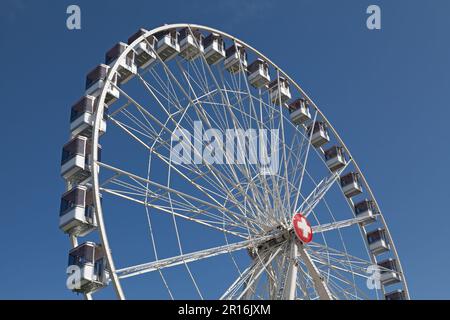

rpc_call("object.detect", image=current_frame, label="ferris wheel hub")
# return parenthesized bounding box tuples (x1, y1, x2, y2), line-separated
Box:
(247, 228, 291, 258)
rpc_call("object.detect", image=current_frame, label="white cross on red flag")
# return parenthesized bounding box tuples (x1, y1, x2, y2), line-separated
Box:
(292, 212, 313, 243)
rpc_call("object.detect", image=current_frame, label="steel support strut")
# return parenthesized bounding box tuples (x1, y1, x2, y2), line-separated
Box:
(297, 240, 333, 300)
(283, 239, 299, 300)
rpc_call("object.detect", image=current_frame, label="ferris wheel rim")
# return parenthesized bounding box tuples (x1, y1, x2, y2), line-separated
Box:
(88, 23, 410, 300)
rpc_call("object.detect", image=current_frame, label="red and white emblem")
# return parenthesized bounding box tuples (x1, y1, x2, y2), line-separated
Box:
(292, 213, 313, 243)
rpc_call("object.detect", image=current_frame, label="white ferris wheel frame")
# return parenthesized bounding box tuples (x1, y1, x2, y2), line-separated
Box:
(69, 23, 411, 300)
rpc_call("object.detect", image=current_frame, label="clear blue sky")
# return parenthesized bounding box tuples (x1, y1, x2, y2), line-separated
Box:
(0, 0, 449, 299)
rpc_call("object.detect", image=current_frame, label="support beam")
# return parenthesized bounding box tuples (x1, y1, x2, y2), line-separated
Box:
(297, 240, 333, 300)
(297, 163, 349, 217)
(312, 215, 378, 234)
(283, 240, 299, 300)
(117, 232, 283, 279)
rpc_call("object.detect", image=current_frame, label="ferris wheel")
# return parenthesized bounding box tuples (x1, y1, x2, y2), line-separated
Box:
(59, 23, 410, 300)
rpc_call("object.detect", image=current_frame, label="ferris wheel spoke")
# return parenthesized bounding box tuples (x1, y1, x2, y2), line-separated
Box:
(176, 61, 269, 215)
(228, 69, 252, 134)
(245, 89, 274, 217)
(116, 232, 284, 279)
(112, 83, 178, 137)
(108, 94, 169, 141)
(108, 115, 159, 151)
(180, 60, 268, 202)
(252, 82, 285, 221)
(216, 82, 285, 223)
(105, 90, 265, 213)
(287, 146, 312, 210)
(143, 55, 272, 220)
(165, 131, 205, 300)
(98, 161, 266, 231)
(102, 119, 266, 228)
(175, 60, 209, 96)
(115, 79, 190, 146)
(312, 215, 379, 234)
(305, 243, 384, 299)
(108, 118, 239, 207)
(111, 112, 157, 140)
(235, 244, 285, 300)
(182, 42, 278, 213)
(178, 54, 214, 97)
(175, 60, 256, 184)
(292, 110, 318, 213)
(148, 62, 189, 115)
(140, 66, 217, 120)
(108, 99, 133, 118)
(101, 183, 255, 234)
(227, 78, 281, 218)
(308, 253, 374, 279)
(162, 160, 264, 230)
(135, 73, 182, 118)
(282, 130, 305, 213)
(297, 160, 351, 218)
(121, 102, 160, 137)
(307, 242, 378, 273)
(220, 249, 272, 300)
(267, 71, 292, 226)
(307, 256, 372, 300)
(102, 179, 241, 228)
(101, 185, 249, 238)
(252, 89, 276, 222)
(294, 241, 334, 300)
(138, 60, 183, 113)
(326, 278, 366, 300)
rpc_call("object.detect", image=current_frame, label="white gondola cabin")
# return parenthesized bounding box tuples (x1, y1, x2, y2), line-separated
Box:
(288, 98, 311, 125)
(268, 77, 291, 105)
(306, 121, 330, 148)
(324, 146, 347, 172)
(61, 136, 101, 184)
(179, 27, 204, 60)
(70, 95, 106, 138)
(105, 42, 137, 84)
(354, 199, 377, 225)
(85, 64, 120, 106)
(247, 58, 270, 88)
(378, 258, 402, 286)
(128, 28, 157, 69)
(340, 172, 363, 198)
(155, 29, 180, 61)
(68, 242, 109, 294)
(385, 290, 406, 300)
(203, 33, 225, 65)
(59, 186, 97, 236)
(366, 228, 390, 255)
(224, 43, 248, 73)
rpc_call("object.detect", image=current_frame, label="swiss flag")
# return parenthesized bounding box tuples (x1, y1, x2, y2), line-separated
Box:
(292, 213, 313, 243)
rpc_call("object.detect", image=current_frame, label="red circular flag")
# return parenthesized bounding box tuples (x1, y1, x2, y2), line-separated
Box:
(292, 213, 313, 243)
